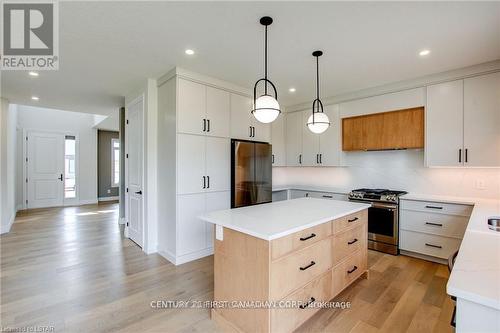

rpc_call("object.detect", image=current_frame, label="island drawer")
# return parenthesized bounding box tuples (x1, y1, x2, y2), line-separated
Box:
(332, 223, 367, 265)
(400, 199, 473, 217)
(332, 209, 368, 234)
(400, 209, 468, 239)
(400, 230, 461, 259)
(271, 270, 332, 333)
(332, 249, 366, 296)
(270, 238, 332, 300)
(271, 222, 332, 260)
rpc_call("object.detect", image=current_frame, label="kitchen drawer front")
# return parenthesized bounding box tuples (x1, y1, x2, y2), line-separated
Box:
(332, 249, 367, 297)
(400, 199, 473, 217)
(271, 271, 332, 333)
(332, 209, 368, 234)
(400, 209, 468, 239)
(400, 230, 461, 259)
(307, 191, 348, 201)
(271, 222, 332, 260)
(270, 238, 332, 300)
(332, 223, 367, 265)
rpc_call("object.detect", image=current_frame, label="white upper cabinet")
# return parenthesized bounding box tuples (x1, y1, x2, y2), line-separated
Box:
(230, 93, 271, 142)
(205, 136, 230, 192)
(271, 114, 286, 167)
(426, 80, 464, 167)
(301, 110, 320, 166)
(285, 111, 303, 166)
(463, 72, 500, 167)
(177, 78, 206, 135)
(319, 105, 341, 166)
(177, 134, 206, 194)
(206, 86, 230, 138)
(177, 78, 230, 137)
(426, 73, 500, 167)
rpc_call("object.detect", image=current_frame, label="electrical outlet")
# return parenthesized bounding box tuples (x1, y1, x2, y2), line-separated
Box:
(107, 189, 111, 194)
(474, 179, 485, 190)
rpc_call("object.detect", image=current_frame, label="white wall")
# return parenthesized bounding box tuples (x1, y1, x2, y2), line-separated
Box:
(273, 150, 500, 199)
(0, 99, 18, 234)
(16, 105, 98, 206)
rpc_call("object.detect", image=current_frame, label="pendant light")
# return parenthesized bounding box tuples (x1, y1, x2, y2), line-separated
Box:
(252, 16, 281, 124)
(307, 50, 330, 134)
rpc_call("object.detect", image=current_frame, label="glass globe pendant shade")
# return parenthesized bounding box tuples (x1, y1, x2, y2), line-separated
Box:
(253, 95, 280, 123)
(307, 112, 330, 134)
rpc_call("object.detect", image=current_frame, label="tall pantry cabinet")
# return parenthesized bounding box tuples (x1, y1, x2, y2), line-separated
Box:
(157, 69, 256, 265)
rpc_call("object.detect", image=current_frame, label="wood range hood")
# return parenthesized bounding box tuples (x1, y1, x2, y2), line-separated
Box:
(342, 107, 424, 151)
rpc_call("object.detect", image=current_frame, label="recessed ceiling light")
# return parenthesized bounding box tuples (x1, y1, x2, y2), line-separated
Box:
(419, 49, 431, 56)
(289, 88, 296, 93)
(31, 96, 39, 101)
(29, 71, 39, 77)
(185, 49, 195, 55)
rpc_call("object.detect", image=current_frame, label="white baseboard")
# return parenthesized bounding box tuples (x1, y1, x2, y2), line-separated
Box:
(16, 204, 23, 211)
(78, 199, 98, 205)
(1, 211, 16, 234)
(158, 248, 213, 266)
(98, 196, 119, 202)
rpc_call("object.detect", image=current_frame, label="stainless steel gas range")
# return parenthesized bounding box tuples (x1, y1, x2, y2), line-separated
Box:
(348, 188, 407, 255)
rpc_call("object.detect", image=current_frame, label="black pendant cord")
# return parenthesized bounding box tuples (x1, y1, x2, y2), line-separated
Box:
(316, 55, 320, 104)
(264, 25, 268, 95)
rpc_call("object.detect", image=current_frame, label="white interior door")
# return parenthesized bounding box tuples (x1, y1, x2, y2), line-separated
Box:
(27, 132, 64, 208)
(126, 97, 144, 247)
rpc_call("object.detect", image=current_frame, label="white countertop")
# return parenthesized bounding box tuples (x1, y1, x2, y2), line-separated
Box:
(272, 185, 350, 195)
(199, 197, 370, 241)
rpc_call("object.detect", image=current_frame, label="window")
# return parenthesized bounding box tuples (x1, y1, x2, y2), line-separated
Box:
(64, 136, 76, 199)
(112, 138, 120, 187)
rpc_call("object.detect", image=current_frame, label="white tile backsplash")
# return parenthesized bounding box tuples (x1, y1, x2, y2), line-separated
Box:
(273, 150, 500, 199)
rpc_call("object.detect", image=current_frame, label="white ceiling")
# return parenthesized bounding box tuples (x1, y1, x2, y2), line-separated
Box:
(2, 1, 500, 116)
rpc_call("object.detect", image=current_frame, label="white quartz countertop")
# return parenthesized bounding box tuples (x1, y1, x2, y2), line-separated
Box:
(199, 197, 370, 241)
(272, 185, 350, 195)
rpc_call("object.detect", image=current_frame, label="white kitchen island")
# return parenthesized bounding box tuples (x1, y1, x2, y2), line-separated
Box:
(200, 197, 370, 333)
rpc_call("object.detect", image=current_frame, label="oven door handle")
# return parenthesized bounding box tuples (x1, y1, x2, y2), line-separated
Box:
(370, 203, 397, 210)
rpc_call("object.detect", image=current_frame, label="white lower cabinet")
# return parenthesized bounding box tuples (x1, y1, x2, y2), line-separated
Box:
(399, 199, 472, 261)
(289, 189, 347, 201)
(205, 191, 230, 248)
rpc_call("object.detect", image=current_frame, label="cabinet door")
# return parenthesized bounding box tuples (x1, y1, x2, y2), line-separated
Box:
(206, 86, 230, 138)
(271, 115, 286, 166)
(464, 72, 500, 167)
(302, 110, 321, 166)
(289, 190, 310, 199)
(319, 105, 341, 166)
(205, 191, 230, 248)
(285, 111, 303, 166)
(230, 93, 253, 140)
(177, 134, 206, 194)
(426, 80, 464, 167)
(177, 78, 206, 135)
(205, 136, 230, 192)
(252, 116, 271, 142)
(177, 193, 207, 256)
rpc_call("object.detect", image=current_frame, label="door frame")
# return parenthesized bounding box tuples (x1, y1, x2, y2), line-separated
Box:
(124, 94, 147, 250)
(23, 129, 80, 209)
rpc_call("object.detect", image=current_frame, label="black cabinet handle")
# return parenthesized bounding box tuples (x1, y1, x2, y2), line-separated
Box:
(59, 174, 63, 181)
(299, 154, 302, 164)
(249, 126, 252, 137)
(299, 297, 316, 309)
(322, 195, 333, 199)
(299, 233, 316, 241)
(252, 127, 255, 137)
(202, 176, 206, 189)
(207, 176, 210, 188)
(425, 222, 443, 227)
(347, 266, 358, 274)
(465, 148, 468, 163)
(425, 243, 442, 249)
(135, 190, 142, 195)
(425, 205, 443, 210)
(272, 154, 275, 164)
(348, 238, 358, 245)
(459, 148, 462, 163)
(348, 217, 359, 223)
(320, 154, 322, 164)
(203, 119, 206, 132)
(207, 119, 210, 132)
(299, 261, 316, 271)
(316, 154, 319, 164)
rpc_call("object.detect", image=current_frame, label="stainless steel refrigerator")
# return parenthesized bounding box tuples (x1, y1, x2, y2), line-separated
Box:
(231, 139, 272, 208)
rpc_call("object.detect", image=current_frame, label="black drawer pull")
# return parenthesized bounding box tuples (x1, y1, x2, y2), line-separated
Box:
(348, 238, 358, 245)
(299, 297, 316, 309)
(299, 261, 316, 271)
(299, 233, 316, 241)
(322, 195, 333, 199)
(347, 266, 358, 274)
(348, 217, 359, 223)
(425, 243, 442, 249)
(425, 205, 443, 210)
(425, 222, 443, 227)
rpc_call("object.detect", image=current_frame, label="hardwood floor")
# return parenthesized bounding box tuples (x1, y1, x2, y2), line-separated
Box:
(1, 203, 454, 333)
